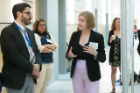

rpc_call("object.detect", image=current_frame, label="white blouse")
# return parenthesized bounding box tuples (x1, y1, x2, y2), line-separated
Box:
(34, 33, 58, 52)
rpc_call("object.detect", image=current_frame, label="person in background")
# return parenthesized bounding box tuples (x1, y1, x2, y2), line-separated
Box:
(134, 25, 138, 40)
(66, 11, 106, 93)
(1, 3, 42, 93)
(33, 18, 58, 93)
(108, 17, 121, 93)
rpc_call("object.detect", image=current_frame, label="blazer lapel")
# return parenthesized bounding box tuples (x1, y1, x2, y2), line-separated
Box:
(72, 31, 81, 55)
(12, 22, 27, 46)
(89, 30, 95, 42)
(12, 22, 28, 51)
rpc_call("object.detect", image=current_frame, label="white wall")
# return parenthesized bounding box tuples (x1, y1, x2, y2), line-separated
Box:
(98, 0, 106, 36)
(108, 0, 120, 30)
(0, 0, 22, 23)
(97, 0, 120, 45)
(134, 0, 140, 29)
(0, 0, 35, 33)
(66, 0, 94, 43)
(0, 0, 22, 33)
(66, 0, 120, 43)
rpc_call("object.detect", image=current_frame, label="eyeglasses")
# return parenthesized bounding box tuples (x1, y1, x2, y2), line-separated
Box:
(39, 24, 46, 27)
(24, 12, 32, 16)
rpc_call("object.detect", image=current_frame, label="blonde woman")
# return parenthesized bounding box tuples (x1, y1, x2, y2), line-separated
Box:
(108, 18, 121, 93)
(33, 19, 58, 93)
(66, 11, 106, 93)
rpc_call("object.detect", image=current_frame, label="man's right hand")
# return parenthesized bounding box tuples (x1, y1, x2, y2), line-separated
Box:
(32, 64, 40, 79)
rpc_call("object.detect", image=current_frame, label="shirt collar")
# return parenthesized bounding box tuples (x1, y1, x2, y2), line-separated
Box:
(14, 21, 25, 31)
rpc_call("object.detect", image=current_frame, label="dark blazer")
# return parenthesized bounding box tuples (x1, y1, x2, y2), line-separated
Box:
(66, 30, 106, 81)
(0, 73, 4, 92)
(137, 30, 140, 55)
(1, 22, 42, 89)
(108, 30, 121, 62)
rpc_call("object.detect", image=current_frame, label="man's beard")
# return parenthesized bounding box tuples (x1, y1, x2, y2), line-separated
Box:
(21, 15, 32, 25)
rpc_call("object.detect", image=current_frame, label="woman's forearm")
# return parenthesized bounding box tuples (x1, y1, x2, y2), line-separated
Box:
(42, 47, 53, 53)
(109, 39, 112, 43)
(44, 45, 56, 51)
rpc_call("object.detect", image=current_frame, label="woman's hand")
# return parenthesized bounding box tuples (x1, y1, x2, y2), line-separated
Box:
(43, 44, 56, 51)
(109, 36, 115, 43)
(42, 45, 53, 53)
(68, 47, 77, 58)
(83, 45, 98, 57)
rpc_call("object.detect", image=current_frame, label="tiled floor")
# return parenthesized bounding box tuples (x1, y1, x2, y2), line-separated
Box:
(47, 40, 140, 93)
(1, 40, 140, 93)
(47, 48, 122, 93)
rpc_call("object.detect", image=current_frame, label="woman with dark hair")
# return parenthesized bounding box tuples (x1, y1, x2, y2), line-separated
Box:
(33, 19, 58, 93)
(108, 17, 121, 93)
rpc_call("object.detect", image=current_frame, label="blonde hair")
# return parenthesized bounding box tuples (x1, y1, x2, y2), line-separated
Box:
(79, 11, 96, 30)
(77, 24, 80, 31)
(111, 17, 120, 30)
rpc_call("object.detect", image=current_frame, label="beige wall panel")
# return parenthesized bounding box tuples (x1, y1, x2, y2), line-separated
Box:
(0, 0, 22, 22)
(35, 0, 38, 19)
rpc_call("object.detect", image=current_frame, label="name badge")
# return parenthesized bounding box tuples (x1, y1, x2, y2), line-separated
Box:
(89, 42, 98, 49)
(47, 38, 52, 43)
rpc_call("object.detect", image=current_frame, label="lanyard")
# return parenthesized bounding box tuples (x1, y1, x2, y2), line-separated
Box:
(15, 23, 33, 48)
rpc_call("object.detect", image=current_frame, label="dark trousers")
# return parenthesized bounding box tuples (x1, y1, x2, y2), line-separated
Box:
(135, 32, 137, 40)
(0, 81, 2, 93)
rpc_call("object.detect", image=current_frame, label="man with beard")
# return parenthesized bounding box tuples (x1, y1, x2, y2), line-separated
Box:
(0, 3, 42, 93)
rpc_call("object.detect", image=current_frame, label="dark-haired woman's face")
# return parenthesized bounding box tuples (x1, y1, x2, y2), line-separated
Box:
(115, 19, 120, 29)
(37, 21, 46, 33)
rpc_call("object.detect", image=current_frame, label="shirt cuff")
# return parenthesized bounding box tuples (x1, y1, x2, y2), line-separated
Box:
(39, 46, 45, 52)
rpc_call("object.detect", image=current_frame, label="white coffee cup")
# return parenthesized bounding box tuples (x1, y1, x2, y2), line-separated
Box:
(112, 35, 116, 39)
(118, 34, 121, 38)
